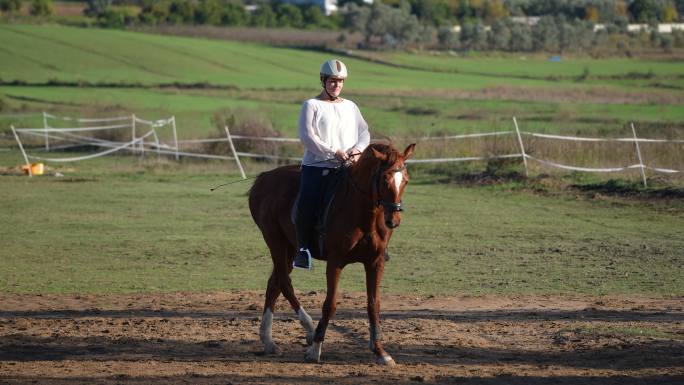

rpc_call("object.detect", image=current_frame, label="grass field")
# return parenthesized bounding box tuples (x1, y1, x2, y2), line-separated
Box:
(2, 24, 684, 140)
(1, 23, 683, 297)
(1, 150, 682, 296)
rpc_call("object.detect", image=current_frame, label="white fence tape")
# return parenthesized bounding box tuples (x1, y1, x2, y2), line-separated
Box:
(15, 123, 132, 132)
(523, 131, 684, 143)
(406, 153, 522, 164)
(27, 131, 154, 163)
(644, 165, 681, 174)
(45, 113, 131, 123)
(43, 113, 173, 127)
(418, 131, 513, 140)
(177, 138, 230, 144)
(525, 155, 642, 173)
(229, 135, 300, 143)
(134, 117, 173, 127)
(8, 113, 684, 176)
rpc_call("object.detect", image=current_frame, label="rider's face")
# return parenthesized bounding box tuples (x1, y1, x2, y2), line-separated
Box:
(324, 77, 344, 98)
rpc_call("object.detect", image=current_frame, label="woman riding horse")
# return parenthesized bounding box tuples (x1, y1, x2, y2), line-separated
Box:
(249, 141, 415, 365)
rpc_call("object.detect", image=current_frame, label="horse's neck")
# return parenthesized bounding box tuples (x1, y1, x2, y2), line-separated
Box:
(346, 162, 391, 236)
(349, 161, 376, 199)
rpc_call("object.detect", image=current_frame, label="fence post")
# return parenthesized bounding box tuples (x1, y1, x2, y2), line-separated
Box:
(631, 122, 648, 188)
(42, 111, 49, 151)
(512, 116, 528, 177)
(131, 113, 137, 154)
(151, 128, 161, 160)
(225, 125, 246, 180)
(11, 125, 32, 177)
(171, 116, 179, 161)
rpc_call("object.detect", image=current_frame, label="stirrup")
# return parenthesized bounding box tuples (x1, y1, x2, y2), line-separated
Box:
(293, 248, 313, 270)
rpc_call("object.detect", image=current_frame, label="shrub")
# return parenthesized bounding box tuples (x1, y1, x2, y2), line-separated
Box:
(211, 110, 294, 162)
(194, 0, 222, 26)
(168, 0, 195, 24)
(98, 7, 137, 28)
(30, 0, 53, 17)
(0, 0, 21, 13)
(84, 0, 111, 17)
(250, 3, 277, 27)
(276, 3, 304, 28)
(221, 3, 249, 26)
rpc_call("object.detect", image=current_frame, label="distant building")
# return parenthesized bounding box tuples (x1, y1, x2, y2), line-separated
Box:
(280, 0, 373, 16)
(510, 16, 541, 27)
(508, 17, 684, 34)
(594, 23, 684, 33)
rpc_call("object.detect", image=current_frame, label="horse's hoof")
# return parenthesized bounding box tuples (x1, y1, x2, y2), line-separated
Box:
(304, 342, 322, 363)
(264, 342, 280, 355)
(376, 355, 396, 366)
(304, 354, 321, 364)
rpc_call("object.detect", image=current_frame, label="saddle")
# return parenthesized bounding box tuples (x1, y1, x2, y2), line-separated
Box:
(291, 167, 345, 257)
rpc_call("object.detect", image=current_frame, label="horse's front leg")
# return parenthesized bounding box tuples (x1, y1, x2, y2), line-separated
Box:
(305, 262, 342, 363)
(365, 259, 395, 366)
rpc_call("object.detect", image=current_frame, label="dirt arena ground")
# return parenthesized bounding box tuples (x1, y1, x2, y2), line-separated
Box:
(1, 291, 682, 384)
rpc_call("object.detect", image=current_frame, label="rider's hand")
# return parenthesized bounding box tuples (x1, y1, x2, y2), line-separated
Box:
(334, 149, 349, 162)
(347, 150, 361, 164)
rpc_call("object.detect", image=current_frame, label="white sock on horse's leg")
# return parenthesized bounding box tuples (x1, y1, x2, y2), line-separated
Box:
(298, 307, 315, 345)
(260, 308, 279, 354)
(305, 341, 322, 363)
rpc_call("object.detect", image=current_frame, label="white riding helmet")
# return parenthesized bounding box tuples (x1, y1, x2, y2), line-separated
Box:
(320, 59, 347, 79)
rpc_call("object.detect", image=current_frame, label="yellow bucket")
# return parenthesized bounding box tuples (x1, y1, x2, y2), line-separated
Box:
(22, 163, 44, 176)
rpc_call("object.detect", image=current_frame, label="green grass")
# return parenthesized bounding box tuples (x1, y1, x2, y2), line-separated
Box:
(387, 51, 684, 76)
(575, 325, 684, 341)
(1, 150, 682, 296)
(0, 24, 682, 296)
(0, 24, 551, 90)
(1, 24, 683, 141)
(3, 85, 684, 140)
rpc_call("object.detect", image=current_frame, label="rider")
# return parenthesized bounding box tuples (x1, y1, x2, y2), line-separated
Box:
(293, 59, 370, 270)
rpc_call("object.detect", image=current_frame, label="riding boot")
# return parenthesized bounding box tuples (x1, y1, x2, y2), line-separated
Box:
(293, 213, 313, 270)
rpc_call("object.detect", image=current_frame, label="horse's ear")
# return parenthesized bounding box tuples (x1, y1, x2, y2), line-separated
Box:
(403, 143, 416, 160)
(371, 147, 387, 161)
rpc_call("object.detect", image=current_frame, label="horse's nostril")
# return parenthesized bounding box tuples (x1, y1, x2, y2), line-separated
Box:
(386, 221, 397, 228)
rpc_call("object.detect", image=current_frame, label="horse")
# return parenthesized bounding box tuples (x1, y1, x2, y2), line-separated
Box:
(248, 142, 416, 365)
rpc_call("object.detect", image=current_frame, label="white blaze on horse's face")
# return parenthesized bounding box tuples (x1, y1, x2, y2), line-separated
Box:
(393, 170, 403, 192)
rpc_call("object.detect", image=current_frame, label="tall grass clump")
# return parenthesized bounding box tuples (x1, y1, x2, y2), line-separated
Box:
(206, 109, 301, 164)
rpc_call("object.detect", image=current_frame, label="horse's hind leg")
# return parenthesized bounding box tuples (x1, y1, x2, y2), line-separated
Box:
(259, 230, 314, 353)
(260, 272, 281, 354)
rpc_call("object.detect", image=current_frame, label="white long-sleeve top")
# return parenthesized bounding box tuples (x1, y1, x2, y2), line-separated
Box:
(298, 98, 370, 168)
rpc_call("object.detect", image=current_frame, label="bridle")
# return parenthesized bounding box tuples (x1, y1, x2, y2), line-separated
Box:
(374, 164, 406, 213)
(346, 160, 407, 214)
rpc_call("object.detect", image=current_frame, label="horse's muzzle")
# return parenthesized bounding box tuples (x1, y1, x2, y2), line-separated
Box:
(385, 220, 399, 229)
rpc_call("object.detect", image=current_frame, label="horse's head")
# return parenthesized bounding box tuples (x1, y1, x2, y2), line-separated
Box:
(357, 142, 416, 229)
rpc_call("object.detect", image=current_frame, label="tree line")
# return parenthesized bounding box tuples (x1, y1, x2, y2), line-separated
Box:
(2, 0, 683, 52)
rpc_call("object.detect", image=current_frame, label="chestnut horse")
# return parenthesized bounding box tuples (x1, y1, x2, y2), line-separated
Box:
(248, 142, 415, 365)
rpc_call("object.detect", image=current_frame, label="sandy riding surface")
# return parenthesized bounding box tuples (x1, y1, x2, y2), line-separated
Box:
(0, 291, 682, 384)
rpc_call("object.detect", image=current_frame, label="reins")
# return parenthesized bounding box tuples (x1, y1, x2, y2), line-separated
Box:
(344, 158, 406, 213)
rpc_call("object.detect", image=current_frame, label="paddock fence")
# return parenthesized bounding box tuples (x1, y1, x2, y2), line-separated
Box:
(4, 112, 683, 186)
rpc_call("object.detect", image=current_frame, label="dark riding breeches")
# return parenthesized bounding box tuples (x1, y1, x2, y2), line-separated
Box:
(295, 165, 339, 252)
